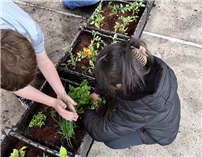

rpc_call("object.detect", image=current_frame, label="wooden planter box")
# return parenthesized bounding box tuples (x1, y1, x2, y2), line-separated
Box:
(1, 128, 59, 157)
(85, 0, 155, 39)
(12, 78, 108, 157)
(57, 28, 127, 86)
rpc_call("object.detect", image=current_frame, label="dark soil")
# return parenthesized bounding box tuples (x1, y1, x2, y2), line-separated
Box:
(20, 91, 86, 153)
(1, 140, 55, 157)
(60, 31, 113, 77)
(18, 81, 103, 154)
(91, 1, 145, 36)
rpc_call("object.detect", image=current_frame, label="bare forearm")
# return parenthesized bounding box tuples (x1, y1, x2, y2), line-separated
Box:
(36, 50, 65, 97)
(13, 85, 78, 121)
(13, 85, 55, 107)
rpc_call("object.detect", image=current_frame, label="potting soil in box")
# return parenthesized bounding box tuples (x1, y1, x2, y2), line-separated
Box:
(15, 79, 106, 156)
(1, 135, 56, 157)
(87, 0, 145, 37)
(58, 29, 126, 78)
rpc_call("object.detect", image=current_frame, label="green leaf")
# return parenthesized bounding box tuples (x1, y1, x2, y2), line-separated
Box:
(82, 66, 86, 69)
(59, 146, 68, 157)
(95, 22, 99, 28)
(60, 63, 66, 66)
(19, 146, 27, 157)
(96, 43, 100, 49)
(90, 21, 94, 25)
(89, 60, 94, 66)
(10, 149, 19, 157)
(88, 69, 92, 75)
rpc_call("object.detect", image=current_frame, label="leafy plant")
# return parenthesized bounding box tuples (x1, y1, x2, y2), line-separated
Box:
(90, 4, 105, 28)
(61, 46, 76, 69)
(29, 112, 46, 128)
(9, 146, 27, 157)
(108, 2, 128, 15)
(68, 80, 106, 114)
(79, 31, 107, 75)
(50, 106, 75, 150)
(114, 16, 138, 35)
(108, 1, 145, 35)
(110, 34, 119, 43)
(61, 31, 107, 76)
(43, 152, 49, 157)
(50, 80, 106, 150)
(59, 146, 68, 157)
(126, 1, 145, 16)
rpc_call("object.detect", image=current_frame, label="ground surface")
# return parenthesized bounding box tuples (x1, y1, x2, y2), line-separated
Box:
(1, 0, 202, 157)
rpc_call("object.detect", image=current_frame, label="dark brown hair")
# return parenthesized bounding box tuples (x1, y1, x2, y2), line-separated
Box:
(1, 29, 37, 91)
(95, 38, 154, 95)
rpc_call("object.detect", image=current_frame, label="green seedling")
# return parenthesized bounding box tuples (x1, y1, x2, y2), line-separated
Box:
(62, 31, 107, 76)
(29, 112, 46, 128)
(61, 46, 76, 69)
(43, 153, 49, 157)
(59, 146, 68, 157)
(110, 34, 119, 43)
(114, 16, 137, 34)
(50, 80, 106, 150)
(50, 103, 75, 150)
(76, 31, 107, 75)
(90, 4, 105, 28)
(9, 146, 27, 157)
(108, 2, 129, 16)
(127, 0, 145, 16)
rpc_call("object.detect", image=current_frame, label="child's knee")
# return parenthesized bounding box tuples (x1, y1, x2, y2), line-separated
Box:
(104, 141, 126, 149)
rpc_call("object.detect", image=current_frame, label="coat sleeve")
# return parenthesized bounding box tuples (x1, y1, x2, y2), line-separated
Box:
(82, 108, 146, 142)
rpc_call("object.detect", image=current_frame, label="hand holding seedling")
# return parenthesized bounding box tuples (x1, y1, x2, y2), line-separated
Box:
(53, 95, 78, 121)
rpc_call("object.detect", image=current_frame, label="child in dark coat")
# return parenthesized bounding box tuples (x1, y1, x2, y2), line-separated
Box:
(82, 38, 180, 149)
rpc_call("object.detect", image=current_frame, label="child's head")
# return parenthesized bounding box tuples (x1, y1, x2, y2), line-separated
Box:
(1, 29, 37, 91)
(95, 38, 154, 95)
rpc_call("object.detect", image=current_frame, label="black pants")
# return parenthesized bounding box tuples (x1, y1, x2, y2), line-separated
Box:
(104, 131, 143, 149)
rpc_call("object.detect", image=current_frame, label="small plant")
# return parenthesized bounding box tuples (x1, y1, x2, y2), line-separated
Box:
(110, 34, 119, 43)
(60, 46, 76, 69)
(43, 152, 49, 157)
(61, 31, 107, 76)
(114, 16, 138, 35)
(51, 80, 106, 150)
(108, 2, 128, 16)
(107, 1, 145, 35)
(29, 112, 46, 128)
(127, 1, 145, 16)
(79, 31, 107, 75)
(59, 146, 68, 157)
(50, 106, 75, 150)
(9, 146, 27, 157)
(68, 80, 106, 114)
(90, 4, 105, 28)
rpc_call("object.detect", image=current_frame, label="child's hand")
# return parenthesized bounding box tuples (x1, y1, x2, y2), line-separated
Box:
(90, 93, 100, 101)
(57, 94, 77, 113)
(53, 98, 78, 121)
